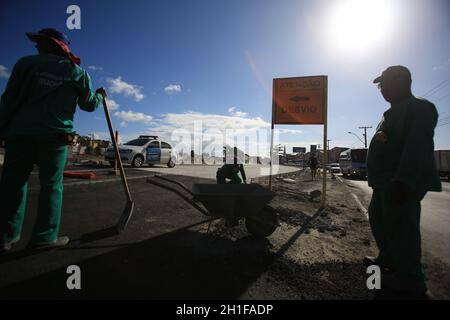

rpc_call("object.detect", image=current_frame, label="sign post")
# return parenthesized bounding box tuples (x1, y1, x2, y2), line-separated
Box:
(321, 77, 328, 207)
(270, 75, 328, 207)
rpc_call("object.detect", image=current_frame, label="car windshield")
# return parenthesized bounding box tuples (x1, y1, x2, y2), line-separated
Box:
(351, 149, 367, 163)
(124, 139, 149, 146)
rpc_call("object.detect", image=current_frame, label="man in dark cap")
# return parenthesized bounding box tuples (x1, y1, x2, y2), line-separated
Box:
(0, 28, 106, 252)
(365, 65, 441, 298)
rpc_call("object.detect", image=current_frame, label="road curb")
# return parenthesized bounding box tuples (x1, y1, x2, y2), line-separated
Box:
(336, 176, 368, 219)
(250, 169, 303, 184)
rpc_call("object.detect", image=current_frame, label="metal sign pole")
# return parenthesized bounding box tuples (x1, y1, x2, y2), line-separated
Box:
(269, 94, 275, 190)
(321, 76, 328, 207)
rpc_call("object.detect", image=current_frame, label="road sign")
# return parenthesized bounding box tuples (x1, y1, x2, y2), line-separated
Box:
(269, 75, 328, 208)
(272, 76, 326, 125)
(293, 147, 306, 153)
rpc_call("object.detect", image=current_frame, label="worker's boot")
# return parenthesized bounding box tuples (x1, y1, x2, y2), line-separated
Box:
(0, 237, 21, 253)
(225, 217, 239, 227)
(28, 236, 70, 250)
(363, 255, 394, 274)
(378, 273, 429, 300)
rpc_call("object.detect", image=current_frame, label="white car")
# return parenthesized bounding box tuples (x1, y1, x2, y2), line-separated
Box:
(104, 135, 176, 168)
(329, 163, 341, 174)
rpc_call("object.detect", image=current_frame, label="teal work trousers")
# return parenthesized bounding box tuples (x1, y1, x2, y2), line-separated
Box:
(368, 187, 426, 292)
(0, 135, 67, 244)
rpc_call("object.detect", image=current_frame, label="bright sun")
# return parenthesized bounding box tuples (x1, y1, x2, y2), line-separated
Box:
(328, 0, 393, 54)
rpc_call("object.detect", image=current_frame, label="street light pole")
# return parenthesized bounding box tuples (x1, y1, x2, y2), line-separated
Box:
(358, 126, 372, 148)
(348, 131, 365, 146)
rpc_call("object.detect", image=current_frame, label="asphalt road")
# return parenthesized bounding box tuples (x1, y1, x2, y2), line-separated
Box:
(136, 164, 300, 181)
(340, 176, 450, 265)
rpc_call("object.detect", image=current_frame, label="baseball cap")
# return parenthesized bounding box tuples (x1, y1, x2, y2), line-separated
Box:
(373, 65, 411, 84)
(26, 28, 70, 45)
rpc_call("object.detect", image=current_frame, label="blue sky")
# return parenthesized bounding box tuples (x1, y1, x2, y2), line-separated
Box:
(1, 0, 449, 155)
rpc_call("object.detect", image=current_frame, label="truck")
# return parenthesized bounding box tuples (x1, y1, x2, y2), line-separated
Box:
(434, 150, 450, 181)
(339, 148, 368, 178)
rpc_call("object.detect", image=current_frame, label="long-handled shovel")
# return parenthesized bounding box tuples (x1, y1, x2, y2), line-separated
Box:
(102, 96, 135, 233)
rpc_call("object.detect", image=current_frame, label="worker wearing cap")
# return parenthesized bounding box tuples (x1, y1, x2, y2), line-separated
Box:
(216, 147, 247, 184)
(0, 28, 106, 252)
(366, 65, 441, 297)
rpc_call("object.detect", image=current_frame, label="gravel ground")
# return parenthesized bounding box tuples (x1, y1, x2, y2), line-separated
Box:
(199, 170, 379, 299)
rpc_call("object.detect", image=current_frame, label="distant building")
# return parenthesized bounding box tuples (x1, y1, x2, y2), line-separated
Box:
(328, 147, 349, 163)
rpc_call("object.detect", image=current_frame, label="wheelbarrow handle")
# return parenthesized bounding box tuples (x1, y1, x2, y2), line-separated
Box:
(147, 178, 209, 216)
(154, 175, 194, 196)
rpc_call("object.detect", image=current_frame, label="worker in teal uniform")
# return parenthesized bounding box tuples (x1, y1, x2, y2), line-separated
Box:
(0, 28, 106, 252)
(366, 66, 441, 298)
(216, 147, 247, 184)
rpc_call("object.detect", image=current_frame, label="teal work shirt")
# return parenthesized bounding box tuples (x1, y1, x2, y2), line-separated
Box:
(367, 96, 442, 195)
(221, 163, 247, 182)
(0, 54, 102, 136)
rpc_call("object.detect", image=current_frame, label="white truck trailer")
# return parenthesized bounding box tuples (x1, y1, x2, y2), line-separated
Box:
(434, 150, 450, 180)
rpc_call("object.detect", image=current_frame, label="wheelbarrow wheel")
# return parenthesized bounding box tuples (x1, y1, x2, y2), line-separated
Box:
(245, 206, 278, 237)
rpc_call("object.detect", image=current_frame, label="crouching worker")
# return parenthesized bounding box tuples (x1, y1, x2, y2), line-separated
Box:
(0, 28, 106, 252)
(216, 147, 247, 184)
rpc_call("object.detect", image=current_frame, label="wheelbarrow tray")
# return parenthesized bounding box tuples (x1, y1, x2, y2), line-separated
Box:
(192, 183, 275, 218)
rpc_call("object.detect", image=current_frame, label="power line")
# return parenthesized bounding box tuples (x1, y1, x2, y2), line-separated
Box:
(422, 77, 450, 98)
(435, 92, 450, 103)
(438, 115, 450, 121)
(437, 121, 450, 128)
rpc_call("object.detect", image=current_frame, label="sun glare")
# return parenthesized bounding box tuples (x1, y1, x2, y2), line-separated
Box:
(328, 0, 393, 54)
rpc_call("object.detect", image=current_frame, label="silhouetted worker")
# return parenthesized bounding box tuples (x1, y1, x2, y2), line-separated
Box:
(216, 147, 247, 184)
(0, 28, 106, 252)
(307, 153, 318, 180)
(366, 65, 441, 297)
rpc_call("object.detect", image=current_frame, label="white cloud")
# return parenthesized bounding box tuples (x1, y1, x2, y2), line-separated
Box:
(87, 65, 103, 71)
(433, 58, 450, 71)
(233, 111, 248, 117)
(164, 84, 182, 94)
(0, 65, 10, 79)
(114, 110, 153, 124)
(107, 76, 145, 102)
(107, 98, 120, 110)
(150, 112, 268, 134)
(278, 129, 303, 134)
(120, 121, 127, 127)
(227, 106, 248, 117)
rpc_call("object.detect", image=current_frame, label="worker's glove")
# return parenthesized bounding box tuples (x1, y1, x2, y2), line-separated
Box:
(389, 181, 410, 205)
(96, 87, 107, 98)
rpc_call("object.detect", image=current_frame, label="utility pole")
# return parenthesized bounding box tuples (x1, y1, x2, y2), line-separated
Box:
(358, 126, 372, 148)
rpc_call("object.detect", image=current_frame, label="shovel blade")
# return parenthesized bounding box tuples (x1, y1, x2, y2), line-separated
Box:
(116, 201, 135, 234)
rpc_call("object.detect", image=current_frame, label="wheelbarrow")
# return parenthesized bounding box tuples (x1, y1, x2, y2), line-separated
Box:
(147, 175, 278, 237)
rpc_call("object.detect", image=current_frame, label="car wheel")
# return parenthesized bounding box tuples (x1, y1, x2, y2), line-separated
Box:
(167, 158, 176, 168)
(245, 206, 278, 237)
(131, 155, 144, 168)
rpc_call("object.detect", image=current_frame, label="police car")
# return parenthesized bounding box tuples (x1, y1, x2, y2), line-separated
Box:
(104, 135, 176, 168)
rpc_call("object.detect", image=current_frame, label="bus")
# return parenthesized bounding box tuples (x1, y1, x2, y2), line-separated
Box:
(339, 148, 368, 178)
